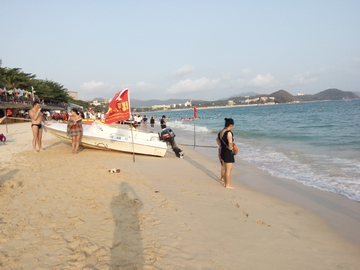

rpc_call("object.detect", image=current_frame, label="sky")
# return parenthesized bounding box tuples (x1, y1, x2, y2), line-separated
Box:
(1, 0, 360, 101)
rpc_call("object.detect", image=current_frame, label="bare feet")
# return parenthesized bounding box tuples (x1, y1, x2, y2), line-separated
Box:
(39, 149, 44, 152)
(220, 178, 224, 182)
(33, 149, 38, 153)
(225, 185, 235, 189)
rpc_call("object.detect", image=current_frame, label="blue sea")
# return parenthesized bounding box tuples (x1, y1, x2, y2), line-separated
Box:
(148, 99, 360, 202)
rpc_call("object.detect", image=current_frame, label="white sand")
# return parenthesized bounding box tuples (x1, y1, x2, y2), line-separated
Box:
(0, 122, 359, 269)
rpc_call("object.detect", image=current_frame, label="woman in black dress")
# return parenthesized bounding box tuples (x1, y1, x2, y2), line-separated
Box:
(216, 118, 235, 189)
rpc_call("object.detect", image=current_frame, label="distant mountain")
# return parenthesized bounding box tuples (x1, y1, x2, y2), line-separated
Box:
(352, 91, 360, 97)
(270, 90, 298, 103)
(92, 97, 106, 102)
(130, 98, 190, 107)
(100, 88, 358, 109)
(297, 88, 359, 102)
(232, 92, 259, 98)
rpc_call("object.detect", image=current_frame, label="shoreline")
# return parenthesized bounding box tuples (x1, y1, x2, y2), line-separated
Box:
(1, 122, 359, 268)
(139, 98, 360, 113)
(197, 146, 360, 246)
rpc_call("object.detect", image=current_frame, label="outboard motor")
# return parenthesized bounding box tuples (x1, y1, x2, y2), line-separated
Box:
(159, 128, 184, 158)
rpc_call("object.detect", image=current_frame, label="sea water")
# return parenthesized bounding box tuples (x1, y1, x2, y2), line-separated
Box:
(148, 99, 360, 202)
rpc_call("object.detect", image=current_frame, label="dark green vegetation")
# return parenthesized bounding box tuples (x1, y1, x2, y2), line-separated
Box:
(0, 63, 88, 108)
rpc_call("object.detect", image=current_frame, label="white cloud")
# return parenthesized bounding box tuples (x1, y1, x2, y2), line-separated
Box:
(80, 80, 111, 91)
(79, 80, 158, 100)
(166, 77, 219, 94)
(241, 68, 252, 78)
(248, 73, 275, 87)
(132, 81, 157, 90)
(292, 72, 318, 85)
(236, 78, 246, 88)
(222, 73, 231, 79)
(173, 65, 195, 77)
(291, 68, 329, 85)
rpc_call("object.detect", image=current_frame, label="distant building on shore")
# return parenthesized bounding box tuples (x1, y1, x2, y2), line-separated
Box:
(151, 104, 171, 110)
(90, 100, 108, 106)
(297, 93, 304, 96)
(228, 100, 234, 106)
(184, 100, 192, 107)
(67, 91, 79, 100)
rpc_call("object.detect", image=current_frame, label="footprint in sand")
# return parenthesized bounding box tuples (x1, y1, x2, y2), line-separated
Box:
(255, 220, 270, 227)
(231, 201, 240, 208)
(242, 211, 249, 217)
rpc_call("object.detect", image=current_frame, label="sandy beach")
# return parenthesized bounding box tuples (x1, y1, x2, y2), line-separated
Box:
(1, 122, 360, 269)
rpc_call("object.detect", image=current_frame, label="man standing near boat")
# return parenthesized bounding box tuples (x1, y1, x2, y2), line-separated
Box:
(29, 101, 49, 152)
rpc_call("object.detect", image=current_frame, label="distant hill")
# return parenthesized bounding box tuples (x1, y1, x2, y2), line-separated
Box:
(130, 98, 190, 107)
(93, 88, 359, 109)
(92, 97, 106, 102)
(352, 91, 360, 97)
(269, 90, 297, 103)
(230, 92, 259, 98)
(297, 88, 359, 102)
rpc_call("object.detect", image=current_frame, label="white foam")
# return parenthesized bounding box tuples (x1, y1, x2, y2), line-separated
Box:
(167, 120, 211, 133)
(238, 143, 360, 201)
(158, 113, 360, 202)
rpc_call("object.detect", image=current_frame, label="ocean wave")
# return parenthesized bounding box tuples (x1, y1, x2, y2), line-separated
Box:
(167, 120, 211, 133)
(238, 144, 360, 202)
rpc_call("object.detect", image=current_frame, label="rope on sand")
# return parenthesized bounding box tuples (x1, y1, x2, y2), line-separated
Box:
(178, 143, 218, 148)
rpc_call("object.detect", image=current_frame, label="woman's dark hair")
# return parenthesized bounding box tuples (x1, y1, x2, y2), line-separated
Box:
(224, 118, 234, 127)
(71, 108, 80, 115)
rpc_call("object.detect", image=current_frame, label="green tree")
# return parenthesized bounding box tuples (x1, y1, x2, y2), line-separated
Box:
(0, 67, 36, 90)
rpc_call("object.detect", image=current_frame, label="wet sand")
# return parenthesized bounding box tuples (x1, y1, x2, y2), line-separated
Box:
(0, 122, 359, 269)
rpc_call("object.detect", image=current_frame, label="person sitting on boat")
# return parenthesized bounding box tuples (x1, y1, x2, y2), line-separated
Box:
(67, 108, 83, 154)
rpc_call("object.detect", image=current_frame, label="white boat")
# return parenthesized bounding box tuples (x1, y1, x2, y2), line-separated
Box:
(46, 121, 167, 157)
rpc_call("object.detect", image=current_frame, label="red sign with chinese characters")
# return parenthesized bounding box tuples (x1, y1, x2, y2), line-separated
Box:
(105, 88, 131, 124)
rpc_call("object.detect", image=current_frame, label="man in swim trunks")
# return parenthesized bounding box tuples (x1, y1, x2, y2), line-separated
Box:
(29, 101, 50, 152)
(160, 115, 167, 129)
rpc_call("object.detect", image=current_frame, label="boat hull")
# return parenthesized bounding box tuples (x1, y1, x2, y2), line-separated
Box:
(46, 122, 167, 157)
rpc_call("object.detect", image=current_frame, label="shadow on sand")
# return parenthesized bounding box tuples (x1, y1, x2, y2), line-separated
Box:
(184, 155, 221, 183)
(0, 169, 20, 186)
(109, 182, 144, 269)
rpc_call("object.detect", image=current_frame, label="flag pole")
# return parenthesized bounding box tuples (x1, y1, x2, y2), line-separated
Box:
(193, 106, 196, 149)
(128, 90, 135, 163)
(4, 109, 8, 133)
(194, 117, 195, 149)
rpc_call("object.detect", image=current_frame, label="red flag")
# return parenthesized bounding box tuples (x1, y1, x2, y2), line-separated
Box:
(194, 107, 197, 118)
(105, 88, 131, 124)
